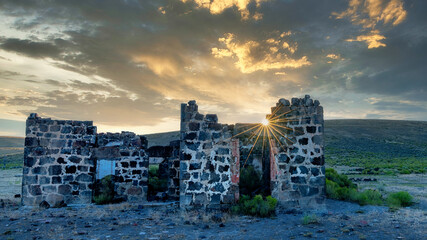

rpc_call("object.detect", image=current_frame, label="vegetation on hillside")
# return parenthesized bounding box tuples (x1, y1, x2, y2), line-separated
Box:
(326, 168, 414, 208)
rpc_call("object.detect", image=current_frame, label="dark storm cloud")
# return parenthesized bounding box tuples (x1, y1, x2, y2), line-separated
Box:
(0, 0, 426, 124)
(0, 38, 60, 58)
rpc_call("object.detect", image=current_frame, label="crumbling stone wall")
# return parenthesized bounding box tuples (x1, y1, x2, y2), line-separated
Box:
(23, 113, 97, 207)
(179, 101, 239, 208)
(167, 140, 180, 200)
(95, 132, 149, 202)
(23, 114, 149, 206)
(269, 95, 325, 208)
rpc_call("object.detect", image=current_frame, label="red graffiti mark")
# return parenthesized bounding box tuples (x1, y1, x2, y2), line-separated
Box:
(231, 139, 240, 184)
(270, 140, 278, 181)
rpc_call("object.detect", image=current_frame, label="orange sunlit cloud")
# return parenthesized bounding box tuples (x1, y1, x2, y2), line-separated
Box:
(212, 33, 311, 73)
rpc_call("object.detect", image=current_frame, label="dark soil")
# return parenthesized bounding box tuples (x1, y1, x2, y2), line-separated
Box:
(0, 199, 425, 240)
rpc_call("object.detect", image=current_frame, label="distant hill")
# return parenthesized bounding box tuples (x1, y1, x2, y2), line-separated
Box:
(1, 120, 425, 173)
(0, 136, 24, 148)
(143, 131, 180, 148)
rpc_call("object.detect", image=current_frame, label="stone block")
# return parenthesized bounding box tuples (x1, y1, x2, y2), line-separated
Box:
(49, 165, 62, 175)
(23, 175, 38, 185)
(52, 176, 62, 184)
(294, 155, 305, 164)
(24, 157, 36, 168)
(58, 185, 72, 195)
(311, 156, 324, 165)
(291, 176, 306, 184)
(312, 135, 322, 145)
(189, 162, 201, 170)
(51, 139, 66, 148)
(39, 157, 55, 165)
(189, 122, 200, 131)
(25, 137, 38, 147)
(68, 156, 82, 163)
(29, 185, 42, 196)
(76, 173, 92, 182)
(65, 165, 76, 174)
(32, 166, 47, 175)
(298, 138, 308, 145)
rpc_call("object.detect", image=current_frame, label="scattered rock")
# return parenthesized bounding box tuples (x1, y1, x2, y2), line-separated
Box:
(211, 213, 223, 223)
(39, 201, 50, 209)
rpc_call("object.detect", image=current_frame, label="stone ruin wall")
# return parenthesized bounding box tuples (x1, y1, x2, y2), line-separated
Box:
(179, 101, 239, 208)
(22, 95, 324, 209)
(23, 113, 97, 207)
(22, 114, 151, 206)
(94, 132, 149, 202)
(269, 95, 325, 208)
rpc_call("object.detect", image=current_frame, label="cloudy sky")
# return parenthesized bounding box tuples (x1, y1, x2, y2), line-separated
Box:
(0, 0, 426, 136)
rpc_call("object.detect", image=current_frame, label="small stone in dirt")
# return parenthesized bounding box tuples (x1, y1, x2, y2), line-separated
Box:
(303, 232, 313, 237)
(139, 232, 146, 235)
(184, 220, 191, 225)
(199, 235, 206, 239)
(219, 223, 225, 227)
(316, 229, 324, 233)
(167, 223, 176, 226)
(211, 213, 223, 223)
(39, 200, 50, 209)
(340, 215, 350, 220)
(202, 224, 210, 229)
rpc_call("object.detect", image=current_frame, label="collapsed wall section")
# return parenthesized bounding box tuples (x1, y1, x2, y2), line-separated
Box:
(23, 113, 97, 207)
(179, 101, 239, 208)
(94, 132, 149, 202)
(269, 95, 325, 208)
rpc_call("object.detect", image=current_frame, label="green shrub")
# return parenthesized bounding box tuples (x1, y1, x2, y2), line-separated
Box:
(93, 175, 115, 205)
(148, 165, 167, 196)
(326, 168, 384, 206)
(239, 166, 263, 197)
(301, 214, 319, 225)
(355, 189, 383, 206)
(387, 191, 413, 208)
(325, 168, 356, 189)
(231, 194, 277, 217)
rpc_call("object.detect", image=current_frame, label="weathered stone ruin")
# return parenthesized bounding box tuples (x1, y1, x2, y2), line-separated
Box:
(22, 95, 324, 210)
(269, 95, 325, 208)
(179, 100, 240, 208)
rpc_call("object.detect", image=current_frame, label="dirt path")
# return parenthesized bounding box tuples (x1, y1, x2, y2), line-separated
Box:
(0, 200, 426, 240)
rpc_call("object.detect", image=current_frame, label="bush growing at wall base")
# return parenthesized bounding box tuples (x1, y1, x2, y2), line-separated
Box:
(93, 175, 116, 205)
(148, 165, 167, 196)
(231, 195, 277, 217)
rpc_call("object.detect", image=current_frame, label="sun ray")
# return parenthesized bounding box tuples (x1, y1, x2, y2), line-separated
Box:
(267, 126, 288, 153)
(232, 123, 262, 139)
(243, 125, 264, 168)
(269, 122, 294, 132)
(269, 124, 295, 144)
(268, 109, 294, 122)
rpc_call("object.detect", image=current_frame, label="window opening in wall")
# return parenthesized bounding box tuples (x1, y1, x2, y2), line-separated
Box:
(96, 159, 116, 179)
